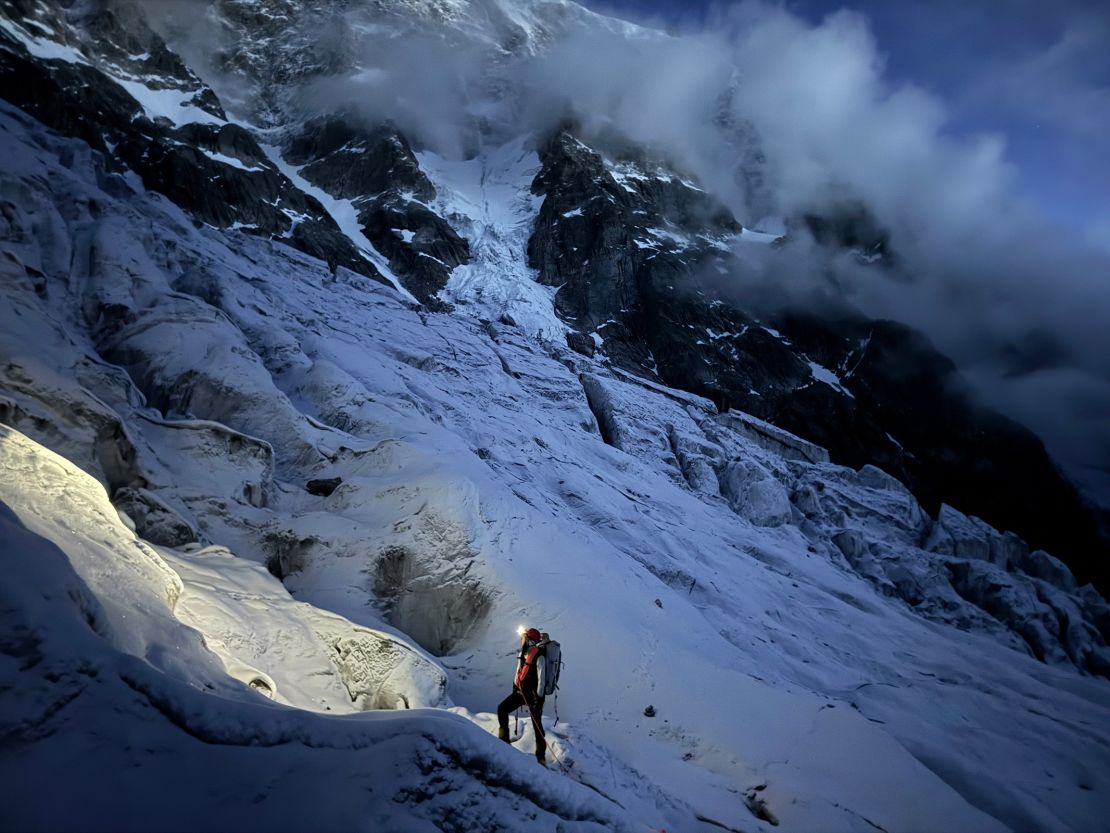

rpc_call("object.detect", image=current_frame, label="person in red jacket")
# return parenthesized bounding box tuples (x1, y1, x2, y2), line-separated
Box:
(497, 626, 548, 765)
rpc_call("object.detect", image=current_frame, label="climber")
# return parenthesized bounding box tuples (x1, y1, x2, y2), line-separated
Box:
(497, 626, 548, 765)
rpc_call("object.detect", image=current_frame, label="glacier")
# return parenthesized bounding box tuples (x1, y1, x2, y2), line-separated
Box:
(1, 99, 1108, 831)
(1, 1, 1110, 831)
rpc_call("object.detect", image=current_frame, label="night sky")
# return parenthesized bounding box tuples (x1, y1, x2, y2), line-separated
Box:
(583, 0, 1110, 246)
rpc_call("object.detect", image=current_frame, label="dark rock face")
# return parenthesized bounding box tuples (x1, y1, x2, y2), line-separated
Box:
(0, 39, 140, 156)
(3, 0, 473, 307)
(565, 331, 595, 357)
(112, 486, 196, 547)
(771, 312, 1106, 589)
(286, 117, 433, 201)
(206, 0, 362, 124)
(0, 3, 385, 283)
(306, 477, 342, 497)
(797, 200, 890, 261)
(527, 128, 1108, 592)
(355, 194, 469, 306)
(287, 116, 470, 304)
(528, 130, 740, 341)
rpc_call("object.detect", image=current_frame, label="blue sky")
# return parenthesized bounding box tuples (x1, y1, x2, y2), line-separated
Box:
(584, 0, 1110, 239)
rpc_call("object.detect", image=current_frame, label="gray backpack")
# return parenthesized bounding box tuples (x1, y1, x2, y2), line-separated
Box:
(540, 635, 562, 697)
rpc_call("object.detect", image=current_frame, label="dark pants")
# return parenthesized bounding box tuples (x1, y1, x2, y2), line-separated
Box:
(497, 688, 546, 761)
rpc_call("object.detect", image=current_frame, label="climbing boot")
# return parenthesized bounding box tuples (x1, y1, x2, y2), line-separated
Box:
(497, 726, 510, 743)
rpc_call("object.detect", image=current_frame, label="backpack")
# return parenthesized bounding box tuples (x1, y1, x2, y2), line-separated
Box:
(540, 634, 562, 697)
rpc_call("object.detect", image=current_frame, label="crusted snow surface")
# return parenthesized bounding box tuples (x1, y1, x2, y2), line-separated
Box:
(2, 105, 1110, 832)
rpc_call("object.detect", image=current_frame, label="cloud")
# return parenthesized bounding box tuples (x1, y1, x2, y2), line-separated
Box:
(550, 2, 1110, 502)
(298, 32, 488, 158)
(679, 5, 1110, 498)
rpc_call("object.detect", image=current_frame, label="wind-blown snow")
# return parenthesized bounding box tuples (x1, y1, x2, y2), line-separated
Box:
(2, 94, 1109, 833)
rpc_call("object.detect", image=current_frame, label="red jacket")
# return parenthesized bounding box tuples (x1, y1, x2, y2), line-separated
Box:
(514, 640, 547, 695)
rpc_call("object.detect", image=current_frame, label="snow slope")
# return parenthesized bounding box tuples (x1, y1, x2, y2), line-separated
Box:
(0, 426, 637, 833)
(2, 87, 1110, 833)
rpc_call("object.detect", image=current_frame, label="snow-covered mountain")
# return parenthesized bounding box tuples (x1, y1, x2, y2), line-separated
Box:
(2, 1, 1109, 831)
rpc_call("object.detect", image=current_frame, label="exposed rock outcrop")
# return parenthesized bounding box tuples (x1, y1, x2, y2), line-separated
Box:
(113, 486, 197, 547)
(287, 116, 470, 303)
(0, 4, 385, 281)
